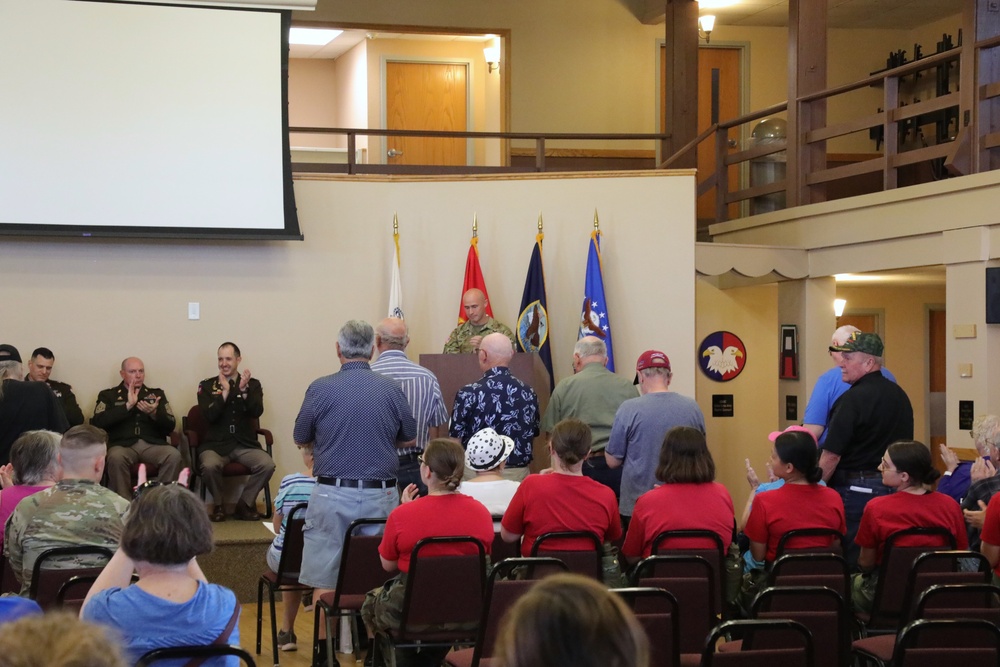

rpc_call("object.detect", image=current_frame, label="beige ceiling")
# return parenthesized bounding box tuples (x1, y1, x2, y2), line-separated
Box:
(691, 0, 962, 29)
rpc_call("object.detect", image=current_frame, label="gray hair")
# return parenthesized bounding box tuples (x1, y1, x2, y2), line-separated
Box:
(338, 320, 376, 359)
(640, 367, 672, 381)
(574, 337, 607, 359)
(971, 415, 1000, 452)
(0, 360, 23, 399)
(10, 430, 61, 485)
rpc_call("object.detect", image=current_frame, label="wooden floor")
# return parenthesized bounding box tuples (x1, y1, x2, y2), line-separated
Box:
(240, 598, 366, 667)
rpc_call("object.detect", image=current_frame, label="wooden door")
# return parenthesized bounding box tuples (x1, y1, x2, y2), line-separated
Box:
(696, 47, 742, 224)
(385, 61, 468, 166)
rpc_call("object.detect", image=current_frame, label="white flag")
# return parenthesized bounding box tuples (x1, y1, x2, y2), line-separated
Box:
(388, 231, 404, 318)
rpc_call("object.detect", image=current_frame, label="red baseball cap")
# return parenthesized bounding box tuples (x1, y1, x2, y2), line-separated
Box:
(635, 350, 671, 372)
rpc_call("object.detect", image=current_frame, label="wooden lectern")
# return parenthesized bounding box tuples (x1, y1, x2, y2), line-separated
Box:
(420, 352, 552, 471)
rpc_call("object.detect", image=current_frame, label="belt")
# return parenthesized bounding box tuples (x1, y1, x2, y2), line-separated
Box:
(317, 476, 396, 489)
(397, 452, 421, 464)
(832, 469, 881, 483)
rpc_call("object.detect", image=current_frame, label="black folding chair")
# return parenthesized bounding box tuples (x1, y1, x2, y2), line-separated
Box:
(530, 530, 603, 580)
(256, 504, 310, 666)
(136, 645, 256, 667)
(703, 618, 815, 666)
(28, 545, 114, 610)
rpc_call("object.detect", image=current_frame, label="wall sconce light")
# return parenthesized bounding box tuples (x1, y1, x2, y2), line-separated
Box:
(698, 15, 716, 43)
(484, 44, 500, 73)
(834, 298, 847, 317)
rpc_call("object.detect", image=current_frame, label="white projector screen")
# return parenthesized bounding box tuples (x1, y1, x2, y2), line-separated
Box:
(0, 0, 301, 239)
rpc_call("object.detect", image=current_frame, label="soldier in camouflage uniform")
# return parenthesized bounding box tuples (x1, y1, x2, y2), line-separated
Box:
(443, 288, 516, 354)
(25, 347, 85, 426)
(91, 357, 180, 499)
(197, 342, 273, 522)
(4, 424, 129, 595)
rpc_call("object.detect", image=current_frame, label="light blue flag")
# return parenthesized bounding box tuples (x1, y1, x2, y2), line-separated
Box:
(578, 229, 615, 371)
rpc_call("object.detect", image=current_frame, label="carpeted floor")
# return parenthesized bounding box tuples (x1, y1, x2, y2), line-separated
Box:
(201, 519, 274, 603)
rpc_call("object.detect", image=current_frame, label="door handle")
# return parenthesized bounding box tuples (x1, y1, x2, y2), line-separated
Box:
(728, 139, 738, 148)
(387, 148, 404, 157)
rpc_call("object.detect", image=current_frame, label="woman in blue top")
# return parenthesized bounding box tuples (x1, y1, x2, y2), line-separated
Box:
(82, 483, 240, 666)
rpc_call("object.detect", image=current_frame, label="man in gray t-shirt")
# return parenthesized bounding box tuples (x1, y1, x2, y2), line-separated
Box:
(605, 350, 706, 525)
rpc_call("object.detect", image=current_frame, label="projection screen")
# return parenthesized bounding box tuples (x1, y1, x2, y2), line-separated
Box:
(0, 0, 301, 239)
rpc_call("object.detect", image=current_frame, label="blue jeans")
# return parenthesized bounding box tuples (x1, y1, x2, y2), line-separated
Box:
(832, 472, 892, 571)
(299, 483, 397, 589)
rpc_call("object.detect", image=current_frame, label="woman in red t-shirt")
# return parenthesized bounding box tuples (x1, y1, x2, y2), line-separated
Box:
(852, 440, 968, 612)
(621, 426, 734, 562)
(361, 438, 494, 648)
(743, 429, 846, 567)
(500, 418, 622, 558)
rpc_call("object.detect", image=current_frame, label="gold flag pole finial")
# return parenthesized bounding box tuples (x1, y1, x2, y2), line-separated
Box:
(473, 214, 478, 238)
(537, 213, 543, 232)
(593, 209, 600, 230)
(393, 212, 398, 235)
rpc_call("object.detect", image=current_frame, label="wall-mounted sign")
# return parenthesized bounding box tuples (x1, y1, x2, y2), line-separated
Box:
(959, 400, 975, 430)
(712, 394, 734, 418)
(698, 331, 747, 382)
(780, 324, 798, 379)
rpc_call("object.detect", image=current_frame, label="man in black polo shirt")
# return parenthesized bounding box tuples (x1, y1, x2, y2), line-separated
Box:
(819, 331, 913, 569)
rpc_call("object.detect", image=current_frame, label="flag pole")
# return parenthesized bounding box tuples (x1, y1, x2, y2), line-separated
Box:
(537, 213, 544, 245)
(593, 209, 600, 231)
(473, 213, 478, 238)
(393, 212, 398, 235)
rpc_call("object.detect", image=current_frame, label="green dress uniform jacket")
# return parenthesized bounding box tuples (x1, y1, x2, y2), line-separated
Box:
(196, 377, 264, 457)
(91, 383, 175, 447)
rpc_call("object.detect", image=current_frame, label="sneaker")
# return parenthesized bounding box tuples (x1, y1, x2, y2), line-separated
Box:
(276, 629, 297, 652)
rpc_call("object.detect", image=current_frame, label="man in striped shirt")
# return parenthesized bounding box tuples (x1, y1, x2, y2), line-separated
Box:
(371, 317, 449, 495)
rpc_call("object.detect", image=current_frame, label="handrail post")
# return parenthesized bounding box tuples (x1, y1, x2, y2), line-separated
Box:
(715, 127, 729, 223)
(535, 138, 545, 172)
(347, 132, 357, 175)
(883, 74, 899, 190)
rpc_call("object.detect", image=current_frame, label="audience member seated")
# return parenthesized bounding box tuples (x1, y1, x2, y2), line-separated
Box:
(976, 490, 1000, 584)
(81, 483, 240, 666)
(267, 443, 316, 653)
(852, 440, 968, 613)
(495, 572, 649, 667)
(621, 426, 734, 563)
(961, 415, 1000, 549)
(0, 430, 60, 543)
(461, 427, 520, 529)
(5, 424, 129, 595)
(0, 611, 128, 667)
(742, 427, 846, 570)
(739, 425, 818, 529)
(938, 414, 1000, 503)
(500, 419, 622, 576)
(361, 438, 494, 667)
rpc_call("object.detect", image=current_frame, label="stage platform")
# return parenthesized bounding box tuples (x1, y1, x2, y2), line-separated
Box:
(201, 520, 274, 603)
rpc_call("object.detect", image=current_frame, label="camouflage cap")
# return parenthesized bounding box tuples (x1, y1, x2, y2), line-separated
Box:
(830, 331, 884, 356)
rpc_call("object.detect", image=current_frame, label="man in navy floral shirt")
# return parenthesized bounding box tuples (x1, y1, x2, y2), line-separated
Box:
(450, 333, 539, 482)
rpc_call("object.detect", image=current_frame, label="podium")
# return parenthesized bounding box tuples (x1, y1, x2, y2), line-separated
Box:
(420, 352, 552, 471)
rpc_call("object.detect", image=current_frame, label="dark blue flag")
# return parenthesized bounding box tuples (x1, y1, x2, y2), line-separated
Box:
(578, 230, 615, 371)
(516, 233, 554, 391)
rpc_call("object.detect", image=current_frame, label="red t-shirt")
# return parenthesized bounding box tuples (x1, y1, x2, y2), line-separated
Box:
(501, 473, 622, 556)
(743, 482, 846, 562)
(855, 490, 968, 565)
(622, 482, 734, 559)
(379, 493, 495, 572)
(981, 494, 1000, 578)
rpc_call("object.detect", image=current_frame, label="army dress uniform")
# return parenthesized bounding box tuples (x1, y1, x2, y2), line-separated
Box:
(196, 376, 274, 520)
(442, 317, 516, 354)
(26, 375, 85, 427)
(91, 383, 181, 499)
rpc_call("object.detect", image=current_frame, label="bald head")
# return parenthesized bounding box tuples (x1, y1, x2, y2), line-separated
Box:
(462, 289, 489, 325)
(376, 317, 409, 351)
(479, 332, 514, 370)
(119, 357, 145, 389)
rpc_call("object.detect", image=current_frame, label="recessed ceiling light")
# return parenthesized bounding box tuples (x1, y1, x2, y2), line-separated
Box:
(289, 28, 343, 46)
(697, 0, 738, 9)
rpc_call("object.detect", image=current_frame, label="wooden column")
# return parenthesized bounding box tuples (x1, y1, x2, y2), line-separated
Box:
(786, 0, 827, 207)
(661, 0, 699, 167)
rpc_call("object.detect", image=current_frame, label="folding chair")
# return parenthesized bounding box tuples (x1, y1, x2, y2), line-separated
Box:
(890, 618, 1000, 667)
(652, 529, 727, 617)
(768, 553, 851, 603)
(28, 545, 114, 610)
(136, 645, 257, 667)
(185, 404, 274, 518)
(55, 574, 99, 613)
(750, 586, 850, 667)
(446, 557, 568, 667)
(529, 530, 603, 580)
(855, 526, 956, 635)
(629, 554, 716, 661)
(313, 518, 388, 667)
(613, 586, 681, 667)
(0, 551, 19, 595)
(703, 618, 815, 666)
(256, 504, 310, 667)
(371, 536, 487, 667)
(774, 528, 844, 558)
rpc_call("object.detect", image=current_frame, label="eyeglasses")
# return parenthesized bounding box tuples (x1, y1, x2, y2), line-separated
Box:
(132, 480, 183, 501)
(417, 454, 425, 465)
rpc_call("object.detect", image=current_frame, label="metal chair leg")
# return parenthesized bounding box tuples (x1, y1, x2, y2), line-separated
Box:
(256, 578, 264, 654)
(268, 585, 279, 666)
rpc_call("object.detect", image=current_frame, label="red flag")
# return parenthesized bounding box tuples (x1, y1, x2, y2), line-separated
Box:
(457, 236, 494, 323)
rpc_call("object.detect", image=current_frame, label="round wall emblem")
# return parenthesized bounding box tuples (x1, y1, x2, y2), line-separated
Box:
(698, 331, 747, 382)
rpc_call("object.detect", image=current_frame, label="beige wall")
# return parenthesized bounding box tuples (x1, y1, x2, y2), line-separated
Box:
(695, 280, 779, 512)
(288, 58, 340, 149)
(836, 284, 946, 444)
(0, 171, 695, 489)
(333, 39, 369, 153)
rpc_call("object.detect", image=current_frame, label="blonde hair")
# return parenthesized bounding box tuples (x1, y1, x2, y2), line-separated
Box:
(0, 611, 128, 667)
